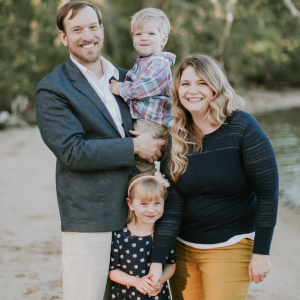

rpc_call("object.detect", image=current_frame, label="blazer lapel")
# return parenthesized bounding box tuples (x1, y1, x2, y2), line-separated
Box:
(65, 57, 122, 137)
(114, 94, 133, 137)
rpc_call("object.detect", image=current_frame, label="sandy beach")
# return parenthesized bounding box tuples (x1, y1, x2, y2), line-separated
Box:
(0, 116, 300, 299)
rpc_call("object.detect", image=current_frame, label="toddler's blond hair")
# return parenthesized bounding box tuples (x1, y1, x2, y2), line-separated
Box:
(130, 8, 170, 38)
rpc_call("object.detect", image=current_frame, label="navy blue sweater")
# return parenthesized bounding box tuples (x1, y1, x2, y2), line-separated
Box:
(152, 111, 279, 263)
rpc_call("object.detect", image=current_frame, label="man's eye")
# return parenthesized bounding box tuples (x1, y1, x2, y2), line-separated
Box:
(74, 29, 80, 32)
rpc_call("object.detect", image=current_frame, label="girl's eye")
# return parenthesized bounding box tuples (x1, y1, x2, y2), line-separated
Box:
(199, 82, 207, 85)
(181, 82, 189, 86)
(135, 33, 141, 36)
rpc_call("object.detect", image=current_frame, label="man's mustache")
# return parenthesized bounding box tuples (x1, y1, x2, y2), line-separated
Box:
(77, 39, 99, 46)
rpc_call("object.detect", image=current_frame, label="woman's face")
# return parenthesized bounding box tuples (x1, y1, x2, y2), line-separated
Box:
(178, 66, 214, 119)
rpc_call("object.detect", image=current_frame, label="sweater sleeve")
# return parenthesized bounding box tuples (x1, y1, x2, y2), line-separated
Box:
(241, 114, 279, 255)
(151, 142, 185, 264)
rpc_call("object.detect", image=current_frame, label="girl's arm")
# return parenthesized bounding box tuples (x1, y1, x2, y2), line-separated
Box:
(161, 264, 176, 282)
(109, 270, 155, 295)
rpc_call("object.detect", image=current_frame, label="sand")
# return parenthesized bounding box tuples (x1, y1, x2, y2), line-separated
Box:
(0, 122, 300, 299)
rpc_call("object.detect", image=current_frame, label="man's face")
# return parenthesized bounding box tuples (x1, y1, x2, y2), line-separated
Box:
(59, 6, 104, 65)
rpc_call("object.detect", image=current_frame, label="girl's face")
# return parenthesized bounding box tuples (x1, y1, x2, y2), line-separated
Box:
(178, 65, 214, 119)
(127, 197, 164, 225)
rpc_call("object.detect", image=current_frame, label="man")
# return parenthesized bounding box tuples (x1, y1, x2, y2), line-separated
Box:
(35, 2, 165, 299)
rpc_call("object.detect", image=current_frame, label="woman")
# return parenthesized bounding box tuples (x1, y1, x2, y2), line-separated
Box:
(149, 54, 279, 300)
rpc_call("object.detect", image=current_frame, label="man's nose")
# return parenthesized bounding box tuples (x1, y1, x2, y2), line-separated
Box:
(81, 28, 94, 41)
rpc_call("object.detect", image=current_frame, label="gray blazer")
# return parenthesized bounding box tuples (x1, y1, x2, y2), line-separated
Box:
(35, 56, 137, 232)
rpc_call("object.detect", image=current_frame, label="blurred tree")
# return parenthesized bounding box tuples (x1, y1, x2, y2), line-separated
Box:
(1, 0, 300, 111)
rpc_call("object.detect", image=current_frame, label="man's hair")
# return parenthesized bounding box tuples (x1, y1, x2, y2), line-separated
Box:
(130, 8, 170, 38)
(57, 1, 102, 33)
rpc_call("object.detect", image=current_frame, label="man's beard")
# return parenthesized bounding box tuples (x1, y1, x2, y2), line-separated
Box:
(73, 48, 101, 63)
(71, 39, 102, 63)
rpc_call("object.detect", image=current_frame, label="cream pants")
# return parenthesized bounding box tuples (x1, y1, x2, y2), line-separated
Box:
(62, 232, 112, 300)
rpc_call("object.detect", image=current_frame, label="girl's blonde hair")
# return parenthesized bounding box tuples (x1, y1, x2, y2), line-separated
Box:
(130, 8, 170, 38)
(170, 54, 245, 182)
(127, 173, 168, 224)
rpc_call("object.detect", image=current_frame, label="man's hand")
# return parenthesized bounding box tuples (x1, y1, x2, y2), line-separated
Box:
(134, 274, 155, 295)
(109, 80, 121, 95)
(131, 131, 165, 163)
(249, 254, 271, 283)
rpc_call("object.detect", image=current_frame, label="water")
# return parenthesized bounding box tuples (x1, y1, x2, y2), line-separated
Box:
(255, 107, 300, 209)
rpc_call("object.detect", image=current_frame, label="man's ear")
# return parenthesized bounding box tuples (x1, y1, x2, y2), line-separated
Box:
(59, 30, 68, 47)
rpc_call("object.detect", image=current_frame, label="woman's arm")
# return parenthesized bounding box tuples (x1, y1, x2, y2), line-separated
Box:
(241, 113, 279, 255)
(241, 113, 279, 283)
(150, 140, 185, 283)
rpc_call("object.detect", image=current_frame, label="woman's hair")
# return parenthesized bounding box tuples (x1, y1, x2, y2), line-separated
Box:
(127, 173, 168, 224)
(130, 8, 170, 38)
(169, 54, 245, 182)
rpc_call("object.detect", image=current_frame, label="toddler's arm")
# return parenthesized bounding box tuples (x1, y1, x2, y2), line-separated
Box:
(109, 270, 155, 295)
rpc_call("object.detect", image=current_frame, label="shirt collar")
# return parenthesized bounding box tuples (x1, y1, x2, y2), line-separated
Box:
(70, 55, 119, 81)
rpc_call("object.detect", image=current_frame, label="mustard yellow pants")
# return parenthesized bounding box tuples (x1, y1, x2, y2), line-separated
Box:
(170, 239, 254, 300)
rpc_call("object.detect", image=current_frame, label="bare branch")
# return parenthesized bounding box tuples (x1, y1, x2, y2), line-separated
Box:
(283, 0, 300, 17)
(210, 0, 222, 18)
(216, 0, 238, 60)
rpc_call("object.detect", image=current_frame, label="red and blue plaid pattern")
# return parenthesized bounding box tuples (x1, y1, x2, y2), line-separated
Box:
(119, 52, 176, 127)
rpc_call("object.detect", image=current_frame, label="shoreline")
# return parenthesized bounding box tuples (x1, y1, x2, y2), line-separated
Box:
(238, 88, 300, 115)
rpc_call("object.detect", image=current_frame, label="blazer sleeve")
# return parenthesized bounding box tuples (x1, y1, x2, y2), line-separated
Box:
(35, 79, 136, 172)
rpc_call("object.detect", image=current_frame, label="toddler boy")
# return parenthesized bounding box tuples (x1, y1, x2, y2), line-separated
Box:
(110, 8, 175, 174)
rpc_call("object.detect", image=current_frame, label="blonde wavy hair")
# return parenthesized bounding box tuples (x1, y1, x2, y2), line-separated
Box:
(170, 54, 245, 181)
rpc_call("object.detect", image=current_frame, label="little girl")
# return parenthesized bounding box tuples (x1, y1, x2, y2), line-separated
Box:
(109, 172, 176, 300)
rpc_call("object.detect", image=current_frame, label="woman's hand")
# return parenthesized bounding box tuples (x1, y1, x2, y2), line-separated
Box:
(249, 254, 271, 283)
(148, 263, 163, 285)
(134, 274, 155, 295)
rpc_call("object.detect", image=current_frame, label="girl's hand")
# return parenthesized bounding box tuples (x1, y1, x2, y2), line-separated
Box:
(149, 263, 163, 285)
(109, 80, 121, 95)
(134, 274, 155, 295)
(249, 254, 271, 283)
(148, 278, 163, 297)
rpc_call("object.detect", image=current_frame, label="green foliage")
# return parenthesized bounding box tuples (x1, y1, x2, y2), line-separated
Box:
(1, 0, 300, 111)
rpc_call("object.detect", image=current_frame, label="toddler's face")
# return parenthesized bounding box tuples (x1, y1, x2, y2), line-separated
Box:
(132, 20, 168, 56)
(127, 197, 164, 225)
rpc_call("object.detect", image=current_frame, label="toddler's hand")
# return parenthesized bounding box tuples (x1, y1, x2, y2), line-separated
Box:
(109, 80, 121, 95)
(134, 275, 155, 295)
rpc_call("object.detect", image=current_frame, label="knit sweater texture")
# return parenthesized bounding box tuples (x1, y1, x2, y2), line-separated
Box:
(152, 110, 279, 264)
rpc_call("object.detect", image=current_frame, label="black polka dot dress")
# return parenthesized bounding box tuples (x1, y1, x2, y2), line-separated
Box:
(109, 228, 176, 300)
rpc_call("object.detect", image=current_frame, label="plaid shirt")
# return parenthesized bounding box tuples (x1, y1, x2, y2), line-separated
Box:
(119, 52, 176, 127)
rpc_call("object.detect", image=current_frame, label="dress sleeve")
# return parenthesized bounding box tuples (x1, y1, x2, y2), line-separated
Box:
(165, 244, 177, 265)
(241, 114, 279, 255)
(151, 140, 185, 264)
(109, 232, 121, 271)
